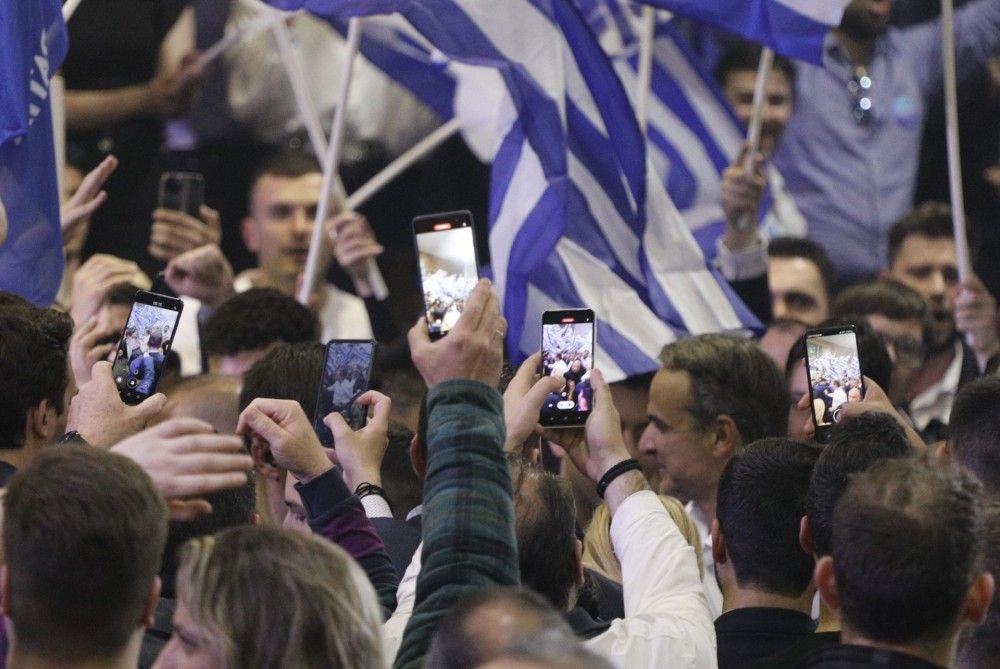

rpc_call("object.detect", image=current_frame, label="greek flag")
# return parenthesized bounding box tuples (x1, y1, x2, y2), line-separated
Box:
(0, 0, 68, 306)
(270, 0, 759, 380)
(639, 0, 849, 64)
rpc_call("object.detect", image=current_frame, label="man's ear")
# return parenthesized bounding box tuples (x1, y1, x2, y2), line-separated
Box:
(409, 435, 426, 481)
(709, 414, 739, 459)
(711, 518, 727, 566)
(936, 440, 952, 466)
(141, 576, 162, 628)
(27, 399, 55, 442)
(573, 539, 585, 588)
(250, 438, 283, 482)
(240, 216, 259, 254)
(814, 556, 840, 613)
(800, 515, 815, 556)
(963, 572, 995, 626)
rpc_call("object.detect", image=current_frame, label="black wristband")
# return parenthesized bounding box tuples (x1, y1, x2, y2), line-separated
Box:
(354, 482, 394, 514)
(596, 459, 641, 499)
(56, 430, 89, 447)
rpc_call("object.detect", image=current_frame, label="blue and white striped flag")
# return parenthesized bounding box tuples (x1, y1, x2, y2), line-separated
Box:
(639, 0, 849, 65)
(270, 0, 760, 380)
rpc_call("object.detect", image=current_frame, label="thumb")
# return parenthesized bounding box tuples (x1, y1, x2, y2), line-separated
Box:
(242, 405, 288, 446)
(323, 411, 351, 442)
(133, 393, 167, 422)
(589, 368, 610, 410)
(524, 375, 565, 411)
(364, 392, 392, 432)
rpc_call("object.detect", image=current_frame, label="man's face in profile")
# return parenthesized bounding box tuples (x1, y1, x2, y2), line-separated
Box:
(721, 68, 793, 159)
(768, 256, 829, 326)
(887, 234, 959, 350)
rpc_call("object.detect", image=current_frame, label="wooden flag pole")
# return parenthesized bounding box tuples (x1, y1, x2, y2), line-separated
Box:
(941, 0, 972, 280)
(737, 46, 774, 231)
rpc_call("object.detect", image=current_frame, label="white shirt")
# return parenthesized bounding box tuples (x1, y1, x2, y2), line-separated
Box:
(686, 500, 723, 620)
(382, 492, 718, 669)
(908, 339, 964, 432)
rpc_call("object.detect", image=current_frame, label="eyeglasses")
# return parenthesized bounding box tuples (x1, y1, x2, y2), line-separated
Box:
(848, 66, 873, 125)
(876, 332, 925, 367)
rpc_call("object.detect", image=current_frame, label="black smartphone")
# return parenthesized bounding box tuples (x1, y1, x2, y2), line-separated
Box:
(313, 339, 377, 447)
(158, 172, 204, 219)
(804, 324, 866, 443)
(412, 210, 479, 339)
(111, 290, 184, 405)
(539, 308, 596, 428)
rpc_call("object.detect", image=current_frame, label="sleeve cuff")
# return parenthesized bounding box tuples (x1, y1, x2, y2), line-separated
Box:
(714, 232, 768, 281)
(361, 493, 394, 519)
(296, 467, 352, 520)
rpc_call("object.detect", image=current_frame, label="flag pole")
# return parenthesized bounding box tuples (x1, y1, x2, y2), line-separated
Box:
(271, 12, 330, 162)
(293, 17, 389, 303)
(62, 0, 84, 21)
(194, 14, 274, 71)
(941, 0, 972, 281)
(635, 6, 656, 133)
(737, 46, 774, 231)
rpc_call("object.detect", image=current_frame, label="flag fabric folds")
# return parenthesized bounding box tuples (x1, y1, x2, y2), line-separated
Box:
(637, 0, 850, 65)
(270, 0, 760, 381)
(0, 0, 68, 306)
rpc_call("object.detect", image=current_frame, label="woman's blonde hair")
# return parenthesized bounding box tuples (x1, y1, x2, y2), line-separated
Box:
(582, 495, 704, 582)
(175, 525, 384, 669)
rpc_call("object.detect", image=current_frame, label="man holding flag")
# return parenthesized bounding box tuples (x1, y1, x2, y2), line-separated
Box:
(0, 0, 68, 306)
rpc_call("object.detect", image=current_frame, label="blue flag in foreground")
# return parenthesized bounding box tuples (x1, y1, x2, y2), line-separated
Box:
(271, 0, 759, 381)
(0, 0, 68, 306)
(639, 0, 849, 65)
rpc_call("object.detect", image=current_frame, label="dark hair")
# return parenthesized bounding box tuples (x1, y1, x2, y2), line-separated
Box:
(426, 587, 574, 669)
(105, 282, 143, 307)
(716, 438, 818, 596)
(807, 412, 912, 557)
(0, 290, 32, 310)
(957, 503, 1000, 667)
(949, 376, 1000, 496)
(833, 458, 984, 644)
(659, 334, 788, 444)
(887, 201, 961, 267)
(831, 280, 927, 323)
(784, 318, 893, 391)
(509, 458, 579, 611)
(3, 446, 168, 661)
(380, 420, 423, 520)
(203, 288, 318, 357)
(714, 40, 795, 90)
(249, 152, 322, 209)
(768, 237, 835, 296)
(0, 308, 73, 450)
(238, 342, 326, 421)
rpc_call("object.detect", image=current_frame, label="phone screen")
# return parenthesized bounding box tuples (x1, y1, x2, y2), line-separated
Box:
(313, 340, 377, 447)
(804, 325, 865, 441)
(112, 291, 183, 405)
(158, 172, 204, 219)
(413, 211, 478, 338)
(539, 309, 595, 428)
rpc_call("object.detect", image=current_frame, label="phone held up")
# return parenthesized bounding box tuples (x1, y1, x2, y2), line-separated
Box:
(112, 290, 183, 405)
(313, 339, 377, 448)
(158, 172, 205, 219)
(412, 210, 479, 339)
(539, 309, 596, 429)
(803, 324, 866, 444)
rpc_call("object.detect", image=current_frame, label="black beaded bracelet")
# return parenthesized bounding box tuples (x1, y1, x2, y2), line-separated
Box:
(596, 459, 642, 499)
(354, 482, 394, 514)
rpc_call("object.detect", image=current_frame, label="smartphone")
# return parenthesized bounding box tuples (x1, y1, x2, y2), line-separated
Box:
(804, 324, 866, 443)
(158, 172, 204, 219)
(313, 339, 377, 447)
(111, 290, 184, 405)
(539, 309, 596, 428)
(413, 210, 479, 339)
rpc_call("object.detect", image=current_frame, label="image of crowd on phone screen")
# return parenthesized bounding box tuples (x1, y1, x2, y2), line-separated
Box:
(807, 335, 864, 426)
(112, 303, 176, 396)
(542, 323, 594, 413)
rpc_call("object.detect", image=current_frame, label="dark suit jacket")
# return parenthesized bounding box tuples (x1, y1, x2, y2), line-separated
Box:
(715, 607, 816, 669)
(792, 643, 946, 669)
(371, 516, 422, 580)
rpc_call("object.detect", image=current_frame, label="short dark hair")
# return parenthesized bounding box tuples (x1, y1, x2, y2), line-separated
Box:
(238, 342, 326, 421)
(105, 282, 143, 307)
(427, 587, 574, 669)
(249, 151, 322, 209)
(381, 420, 423, 519)
(714, 40, 795, 90)
(957, 503, 1000, 667)
(659, 334, 788, 444)
(203, 288, 318, 357)
(716, 438, 818, 596)
(768, 237, 835, 295)
(3, 446, 168, 661)
(784, 318, 893, 391)
(0, 307, 73, 450)
(887, 201, 958, 267)
(831, 279, 929, 324)
(807, 412, 912, 558)
(949, 376, 1000, 496)
(833, 458, 984, 644)
(510, 458, 578, 611)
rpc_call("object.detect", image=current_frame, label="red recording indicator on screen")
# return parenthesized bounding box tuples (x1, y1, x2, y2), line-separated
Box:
(432, 222, 453, 231)
(561, 317, 575, 323)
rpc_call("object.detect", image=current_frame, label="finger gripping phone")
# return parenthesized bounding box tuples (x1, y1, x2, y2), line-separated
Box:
(313, 339, 377, 448)
(539, 309, 595, 428)
(412, 210, 479, 339)
(112, 290, 183, 405)
(158, 172, 205, 219)
(804, 324, 866, 444)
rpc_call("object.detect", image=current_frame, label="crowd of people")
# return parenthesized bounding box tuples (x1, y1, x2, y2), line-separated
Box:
(3, 1, 1000, 668)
